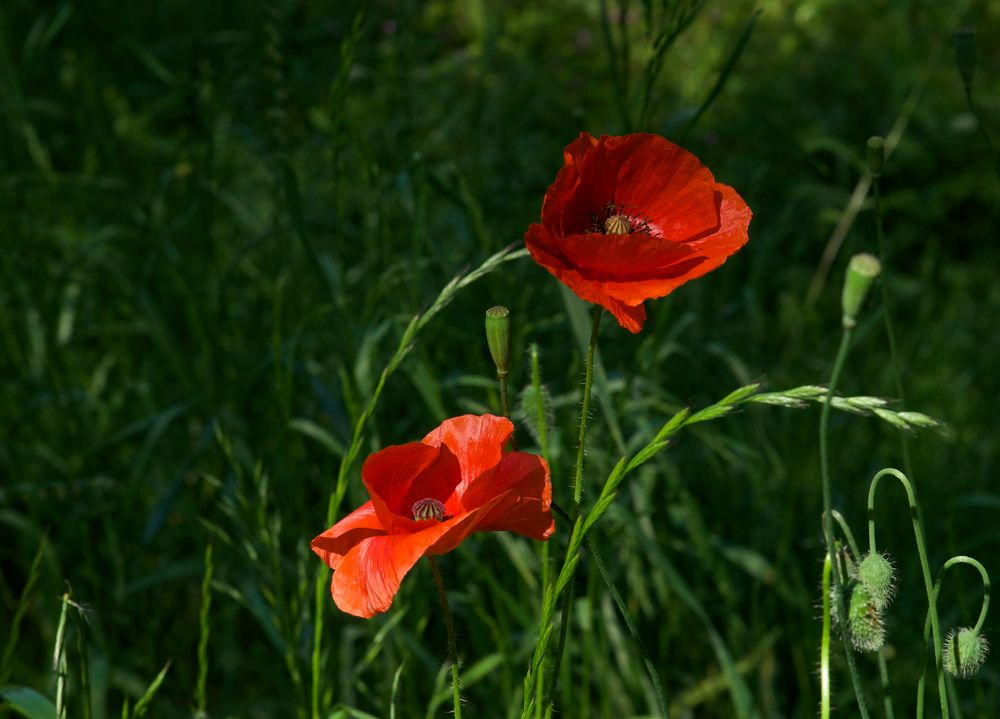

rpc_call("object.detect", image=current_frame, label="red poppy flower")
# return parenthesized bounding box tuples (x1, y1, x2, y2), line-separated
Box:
(311, 414, 553, 618)
(524, 132, 752, 333)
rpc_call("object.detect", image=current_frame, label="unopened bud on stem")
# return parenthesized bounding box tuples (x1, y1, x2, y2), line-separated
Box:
(485, 305, 511, 376)
(842, 253, 882, 329)
(944, 627, 989, 678)
(867, 136, 885, 178)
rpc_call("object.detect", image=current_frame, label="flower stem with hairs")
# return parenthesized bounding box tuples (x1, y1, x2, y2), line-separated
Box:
(429, 557, 462, 719)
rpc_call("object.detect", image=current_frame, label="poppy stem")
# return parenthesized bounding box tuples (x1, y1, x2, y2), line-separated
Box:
(573, 308, 603, 506)
(429, 557, 462, 719)
(819, 327, 871, 719)
(545, 307, 603, 711)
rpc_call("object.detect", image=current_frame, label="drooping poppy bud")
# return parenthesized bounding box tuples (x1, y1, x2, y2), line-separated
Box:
(848, 583, 886, 653)
(842, 253, 882, 329)
(867, 136, 885, 178)
(857, 551, 896, 610)
(944, 627, 989, 678)
(955, 29, 976, 89)
(485, 305, 511, 376)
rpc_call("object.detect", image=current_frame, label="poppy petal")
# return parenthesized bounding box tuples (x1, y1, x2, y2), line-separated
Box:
(422, 415, 514, 499)
(525, 224, 662, 332)
(613, 134, 719, 241)
(362, 442, 462, 531)
(331, 507, 487, 617)
(464, 453, 554, 540)
(311, 501, 386, 570)
(554, 231, 704, 279)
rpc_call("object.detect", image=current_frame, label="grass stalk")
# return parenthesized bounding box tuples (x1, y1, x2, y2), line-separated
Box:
(196, 544, 214, 716)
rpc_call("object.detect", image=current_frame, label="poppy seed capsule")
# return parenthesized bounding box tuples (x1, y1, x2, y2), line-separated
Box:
(944, 627, 989, 678)
(842, 253, 882, 328)
(604, 214, 632, 235)
(485, 306, 511, 375)
(848, 583, 886, 653)
(412, 498, 447, 522)
(857, 551, 896, 610)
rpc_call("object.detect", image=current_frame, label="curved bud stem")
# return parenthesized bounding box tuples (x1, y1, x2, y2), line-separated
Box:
(867, 467, 948, 719)
(916, 556, 991, 716)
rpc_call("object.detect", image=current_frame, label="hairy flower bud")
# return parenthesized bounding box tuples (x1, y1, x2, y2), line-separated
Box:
(485, 305, 511, 375)
(848, 584, 886, 653)
(857, 551, 896, 610)
(944, 627, 989, 678)
(842, 253, 882, 329)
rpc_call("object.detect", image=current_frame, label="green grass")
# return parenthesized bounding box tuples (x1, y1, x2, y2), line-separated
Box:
(2, 0, 999, 717)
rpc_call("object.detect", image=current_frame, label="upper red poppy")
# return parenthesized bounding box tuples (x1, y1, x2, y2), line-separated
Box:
(524, 132, 752, 332)
(311, 414, 553, 618)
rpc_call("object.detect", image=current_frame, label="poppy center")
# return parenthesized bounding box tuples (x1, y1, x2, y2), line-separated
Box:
(603, 214, 632, 234)
(412, 497, 447, 522)
(589, 202, 654, 236)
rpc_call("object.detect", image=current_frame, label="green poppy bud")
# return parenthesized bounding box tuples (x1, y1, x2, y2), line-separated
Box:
(842, 253, 882, 329)
(955, 29, 976, 89)
(485, 305, 511, 376)
(857, 551, 896, 610)
(867, 136, 885, 178)
(944, 627, 989, 678)
(848, 583, 886, 653)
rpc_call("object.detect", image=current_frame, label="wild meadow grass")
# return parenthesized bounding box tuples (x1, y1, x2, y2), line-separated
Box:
(2, 0, 999, 717)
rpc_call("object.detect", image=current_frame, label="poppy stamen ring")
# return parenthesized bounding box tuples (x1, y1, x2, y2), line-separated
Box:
(589, 202, 655, 237)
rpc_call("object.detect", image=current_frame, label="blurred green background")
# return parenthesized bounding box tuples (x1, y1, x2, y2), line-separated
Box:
(2, 0, 999, 716)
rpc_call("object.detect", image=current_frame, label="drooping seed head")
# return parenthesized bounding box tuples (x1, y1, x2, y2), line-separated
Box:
(857, 551, 896, 610)
(412, 498, 446, 522)
(944, 627, 989, 678)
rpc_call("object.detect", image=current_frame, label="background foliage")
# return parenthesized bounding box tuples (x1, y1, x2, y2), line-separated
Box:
(2, 0, 999, 716)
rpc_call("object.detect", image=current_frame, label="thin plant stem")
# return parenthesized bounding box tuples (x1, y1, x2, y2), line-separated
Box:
(499, 370, 512, 430)
(820, 327, 871, 718)
(429, 557, 462, 719)
(821, 552, 832, 719)
(872, 173, 913, 483)
(916, 556, 991, 717)
(528, 343, 549, 718)
(573, 308, 603, 506)
(196, 544, 214, 716)
(74, 601, 91, 719)
(54, 592, 70, 719)
(545, 308, 603, 711)
(962, 86, 1000, 184)
(867, 467, 948, 719)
